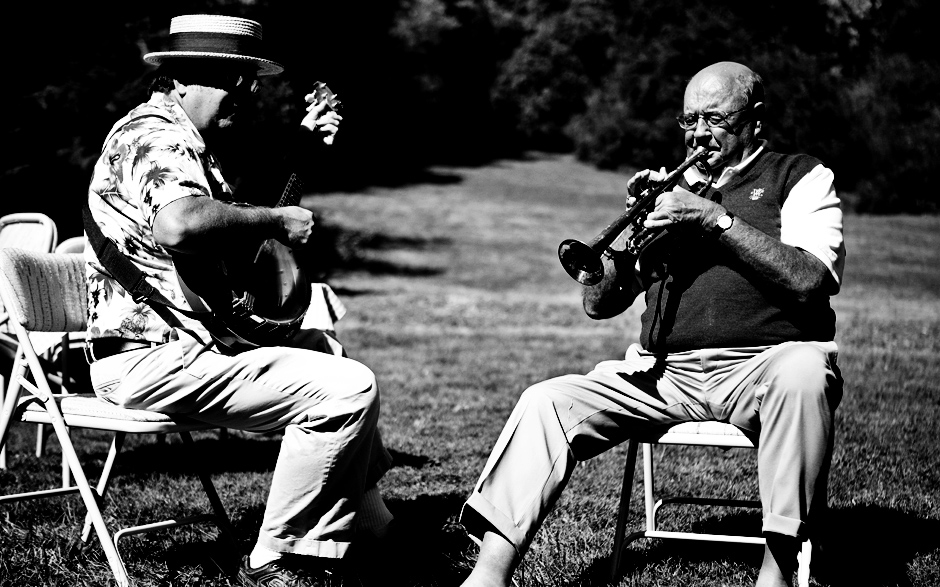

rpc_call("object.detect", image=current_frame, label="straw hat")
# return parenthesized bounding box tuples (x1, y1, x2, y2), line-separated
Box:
(143, 14, 284, 76)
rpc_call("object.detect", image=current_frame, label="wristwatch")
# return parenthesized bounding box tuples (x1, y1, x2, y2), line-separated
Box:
(714, 211, 735, 235)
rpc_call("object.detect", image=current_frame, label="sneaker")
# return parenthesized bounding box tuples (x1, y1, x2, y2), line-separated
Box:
(237, 554, 344, 587)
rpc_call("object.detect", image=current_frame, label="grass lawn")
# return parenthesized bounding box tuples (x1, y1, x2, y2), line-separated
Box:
(1, 153, 938, 586)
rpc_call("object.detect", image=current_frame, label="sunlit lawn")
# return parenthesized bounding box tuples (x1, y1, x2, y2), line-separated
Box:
(1, 153, 937, 586)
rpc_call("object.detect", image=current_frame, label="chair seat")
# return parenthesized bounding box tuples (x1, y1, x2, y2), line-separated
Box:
(637, 421, 756, 448)
(20, 394, 213, 434)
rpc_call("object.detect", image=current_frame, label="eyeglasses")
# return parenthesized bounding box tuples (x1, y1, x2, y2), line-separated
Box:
(232, 74, 259, 94)
(676, 106, 749, 130)
(198, 70, 259, 94)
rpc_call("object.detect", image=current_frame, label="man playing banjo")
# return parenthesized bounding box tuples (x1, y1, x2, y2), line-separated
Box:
(458, 61, 846, 587)
(84, 14, 393, 587)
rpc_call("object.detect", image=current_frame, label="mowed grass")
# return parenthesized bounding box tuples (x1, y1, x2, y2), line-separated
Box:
(1, 153, 938, 586)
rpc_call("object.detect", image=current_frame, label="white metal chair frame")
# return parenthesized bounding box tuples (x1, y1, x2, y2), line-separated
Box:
(0, 213, 58, 253)
(0, 249, 235, 587)
(0, 213, 59, 470)
(611, 421, 811, 587)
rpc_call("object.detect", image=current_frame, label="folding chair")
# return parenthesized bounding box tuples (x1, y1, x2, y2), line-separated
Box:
(0, 213, 59, 469)
(54, 235, 86, 255)
(611, 421, 812, 587)
(0, 248, 235, 587)
(0, 213, 58, 253)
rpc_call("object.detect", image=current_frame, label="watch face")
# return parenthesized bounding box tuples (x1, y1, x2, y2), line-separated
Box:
(717, 214, 733, 230)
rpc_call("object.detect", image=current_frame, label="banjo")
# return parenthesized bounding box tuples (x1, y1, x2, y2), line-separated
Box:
(173, 82, 342, 353)
(173, 171, 311, 353)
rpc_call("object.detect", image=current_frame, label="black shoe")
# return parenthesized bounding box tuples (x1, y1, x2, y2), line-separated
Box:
(237, 554, 345, 587)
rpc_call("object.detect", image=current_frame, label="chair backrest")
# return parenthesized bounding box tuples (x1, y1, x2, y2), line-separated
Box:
(0, 213, 58, 253)
(0, 249, 86, 334)
(0, 214, 60, 332)
(55, 236, 86, 255)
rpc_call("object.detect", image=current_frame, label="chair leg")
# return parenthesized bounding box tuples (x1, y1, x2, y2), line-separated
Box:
(43, 403, 131, 587)
(0, 373, 6, 469)
(35, 423, 47, 457)
(58, 334, 71, 488)
(610, 439, 639, 580)
(34, 346, 59, 459)
(81, 432, 126, 543)
(643, 443, 655, 531)
(179, 431, 236, 540)
(61, 428, 71, 488)
(0, 357, 27, 464)
(797, 538, 812, 587)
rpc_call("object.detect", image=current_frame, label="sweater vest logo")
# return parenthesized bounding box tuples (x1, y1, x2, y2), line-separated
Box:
(749, 188, 765, 200)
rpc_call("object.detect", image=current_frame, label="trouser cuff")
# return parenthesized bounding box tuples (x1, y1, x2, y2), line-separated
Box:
(257, 534, 350, 559)
(461, 493, 528, 556)
(762, 512, 805, 538)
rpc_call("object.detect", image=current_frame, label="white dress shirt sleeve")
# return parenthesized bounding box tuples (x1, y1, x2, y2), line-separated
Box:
(779, 164, 845, 291)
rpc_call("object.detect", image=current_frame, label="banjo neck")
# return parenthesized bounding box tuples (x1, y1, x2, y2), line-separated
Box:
(274, 172, 304, 209)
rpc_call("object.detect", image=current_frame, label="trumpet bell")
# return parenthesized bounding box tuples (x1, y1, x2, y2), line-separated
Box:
(558, 239, 604, 286)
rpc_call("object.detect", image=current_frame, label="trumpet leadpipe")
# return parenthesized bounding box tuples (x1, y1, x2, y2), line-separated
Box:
(557, 146, 710, 286)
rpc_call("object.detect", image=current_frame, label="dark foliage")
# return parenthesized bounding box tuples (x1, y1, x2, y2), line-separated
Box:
(1, 0, 937, 241)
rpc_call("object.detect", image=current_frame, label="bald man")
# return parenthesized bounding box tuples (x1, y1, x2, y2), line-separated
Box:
(458, 62, 845, 587)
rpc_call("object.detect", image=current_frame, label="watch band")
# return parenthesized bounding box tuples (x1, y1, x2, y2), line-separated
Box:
(714, 211, 734, 235)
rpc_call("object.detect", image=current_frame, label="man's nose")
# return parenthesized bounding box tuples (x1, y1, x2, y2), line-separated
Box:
(693, 116, 711, 139)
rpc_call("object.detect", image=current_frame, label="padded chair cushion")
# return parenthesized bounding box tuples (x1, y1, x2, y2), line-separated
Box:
(23, 394, 173, 422)
(639, 421, 755, 448)
(19, 394, 213, 433)
(662, 421, 748, 436)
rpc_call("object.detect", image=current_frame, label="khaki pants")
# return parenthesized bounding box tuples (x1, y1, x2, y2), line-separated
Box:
(462, 341, 842, 555)
(90, 328, 392, 559)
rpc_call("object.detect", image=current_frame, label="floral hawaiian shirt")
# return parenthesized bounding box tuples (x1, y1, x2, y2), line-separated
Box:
(84, 92, 233, 343)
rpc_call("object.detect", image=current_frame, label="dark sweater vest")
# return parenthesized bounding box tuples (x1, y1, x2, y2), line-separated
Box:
(638, 150, 836, 352)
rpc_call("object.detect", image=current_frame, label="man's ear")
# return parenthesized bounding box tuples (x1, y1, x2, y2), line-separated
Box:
(751, 101, 764, 135)
(172, 78, 187, 97)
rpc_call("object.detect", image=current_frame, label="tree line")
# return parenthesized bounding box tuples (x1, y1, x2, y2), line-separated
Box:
(2, 0, 936, 237)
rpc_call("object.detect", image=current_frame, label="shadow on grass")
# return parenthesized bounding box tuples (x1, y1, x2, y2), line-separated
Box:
(568, 511, 765, 586)
(813, 505, 940, 587)
(389, 447, 436, 469)
(100, 437, 438, 478)
(380, 492, 478, 587)
(213, 491, 477, 587)
(571, 505, 940, 587)
(331, 286, 378, 297)
(114, 444, 473, 584)
(98, 435, 283, 477)
(302, 224, 451, 281)
(162, 537, 240, 585)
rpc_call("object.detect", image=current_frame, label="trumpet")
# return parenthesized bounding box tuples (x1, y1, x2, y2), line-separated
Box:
(557, 146, 712, 286)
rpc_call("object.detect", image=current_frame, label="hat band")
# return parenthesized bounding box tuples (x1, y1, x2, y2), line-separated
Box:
(167, 31, 264, 58)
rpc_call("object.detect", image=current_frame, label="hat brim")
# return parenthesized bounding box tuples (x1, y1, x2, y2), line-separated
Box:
(143, 51, 284, 76)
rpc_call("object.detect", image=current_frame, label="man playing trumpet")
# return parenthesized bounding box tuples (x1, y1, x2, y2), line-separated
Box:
(458, 61, 845, 587)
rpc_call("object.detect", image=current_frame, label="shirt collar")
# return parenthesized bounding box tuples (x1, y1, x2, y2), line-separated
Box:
(683, 140, 767, 188)
(144, 92, 207, 151)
